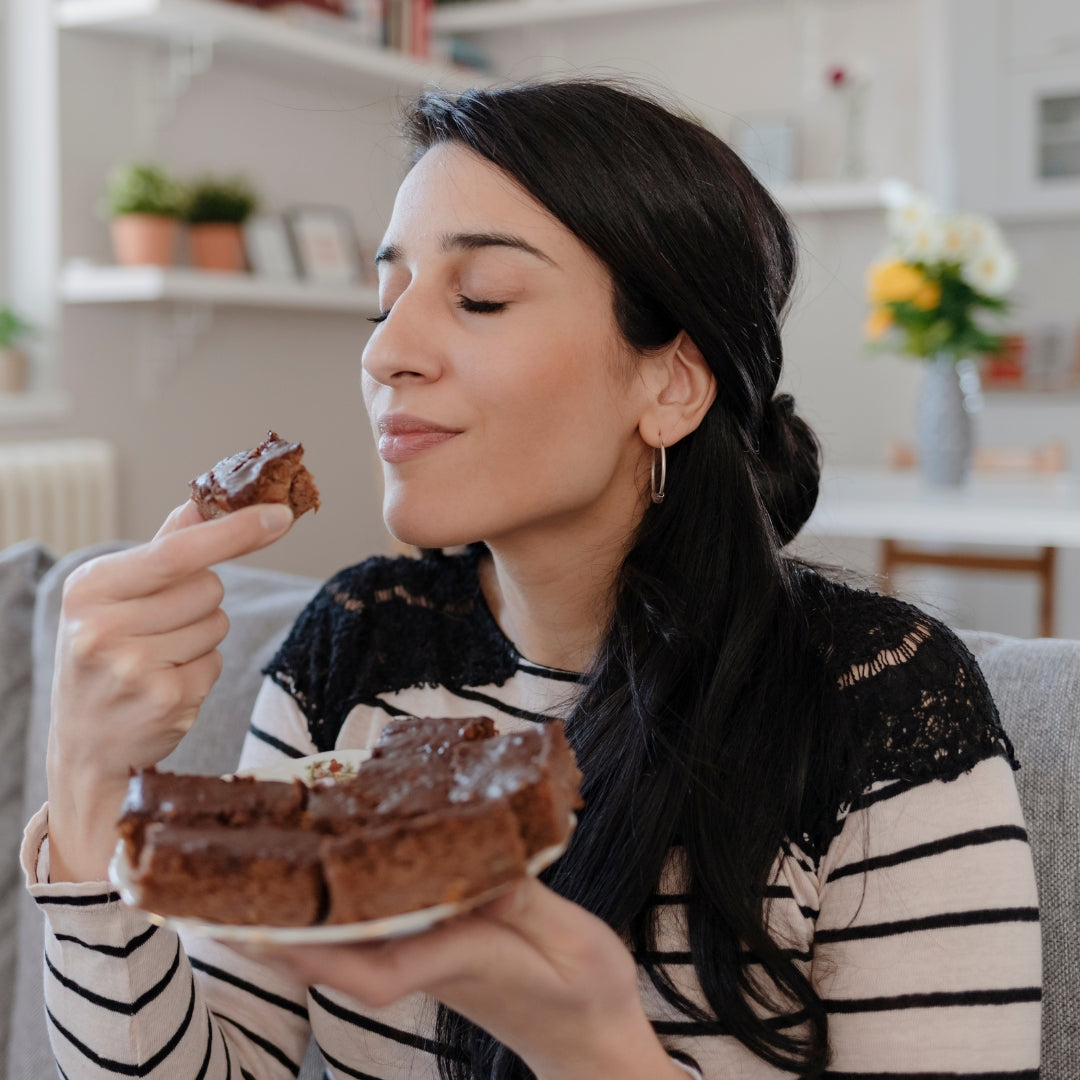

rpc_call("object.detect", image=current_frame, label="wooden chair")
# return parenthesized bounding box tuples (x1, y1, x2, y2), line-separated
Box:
(883, 441, 1068, 637)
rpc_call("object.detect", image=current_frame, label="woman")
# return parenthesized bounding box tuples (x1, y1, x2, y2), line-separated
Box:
(27, 81, 1040, 1079)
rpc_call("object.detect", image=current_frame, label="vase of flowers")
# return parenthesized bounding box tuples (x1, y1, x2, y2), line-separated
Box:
(865, 187, 1018, 486)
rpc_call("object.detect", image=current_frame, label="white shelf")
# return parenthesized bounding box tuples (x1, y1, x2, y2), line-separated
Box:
(59, 263, 381, 313)
(771, 180, 890, 214)
(431, 0, 731, 34)
(57, 0, 478, 90)
(0, 393, 72, 425)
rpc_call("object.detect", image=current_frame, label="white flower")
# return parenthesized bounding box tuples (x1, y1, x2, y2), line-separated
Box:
(962, 239, 1018, 297)
(887, 194, 944, 263)
(941, 213, 1005, 264)
(897, 217, 946, 263)
(886, 192, 935, 236)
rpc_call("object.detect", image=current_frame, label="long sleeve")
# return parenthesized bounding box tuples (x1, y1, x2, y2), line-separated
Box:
(813, 754, 1041, 1076)
(21, 680, 318, 1080)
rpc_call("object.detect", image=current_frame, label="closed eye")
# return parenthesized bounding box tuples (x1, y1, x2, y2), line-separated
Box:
(457, 296, 507, 314)
(367, 296, 508, 326)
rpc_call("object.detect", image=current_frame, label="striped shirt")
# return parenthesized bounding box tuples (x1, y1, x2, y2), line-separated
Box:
(22, 550, 1041, 1078)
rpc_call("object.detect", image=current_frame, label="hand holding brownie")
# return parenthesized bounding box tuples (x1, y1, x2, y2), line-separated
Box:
(246, 878, 689, 1080)
(45, 498, 295, 885)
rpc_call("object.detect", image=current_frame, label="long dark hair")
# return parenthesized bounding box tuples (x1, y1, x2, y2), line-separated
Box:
(403, 80, 833, 1077)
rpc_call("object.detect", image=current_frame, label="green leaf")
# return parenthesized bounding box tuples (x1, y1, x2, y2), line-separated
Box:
(106, 163, 188, 218)
(184, 175, 259, 225)
(0, 305, 34, 350)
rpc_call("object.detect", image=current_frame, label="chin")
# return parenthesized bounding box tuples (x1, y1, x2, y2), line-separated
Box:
(383, 494, 482, 552)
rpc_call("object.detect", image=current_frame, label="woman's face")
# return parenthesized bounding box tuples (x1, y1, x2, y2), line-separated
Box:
(362, 142, 654, 551)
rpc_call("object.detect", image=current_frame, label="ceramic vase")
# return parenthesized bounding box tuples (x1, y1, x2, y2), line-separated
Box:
(189, 223, 247, 273)
(110, 214, 179, 267)
(916, 352, 982, 486)
(0, 347, 28, 394)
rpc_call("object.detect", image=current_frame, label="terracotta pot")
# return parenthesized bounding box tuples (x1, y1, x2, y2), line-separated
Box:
(189, 223, 247, 273)
(110, 214, 180, 267)
(0, 347, 28, 394)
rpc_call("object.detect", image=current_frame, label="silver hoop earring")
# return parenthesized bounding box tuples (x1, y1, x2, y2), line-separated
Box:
(651, 437, 666, 504)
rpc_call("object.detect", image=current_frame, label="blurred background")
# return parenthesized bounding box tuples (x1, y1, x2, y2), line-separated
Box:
(1, 0, 1079, 636)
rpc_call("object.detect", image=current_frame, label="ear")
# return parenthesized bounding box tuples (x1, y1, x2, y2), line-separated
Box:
(637, 331, 717, 449)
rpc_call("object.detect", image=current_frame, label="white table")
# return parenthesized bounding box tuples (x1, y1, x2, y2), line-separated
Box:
(807, 467, 1080, 548)
(804, 466, 1080, 636)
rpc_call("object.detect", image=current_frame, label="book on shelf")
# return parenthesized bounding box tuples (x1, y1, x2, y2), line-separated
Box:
(229, 0, 434, 58)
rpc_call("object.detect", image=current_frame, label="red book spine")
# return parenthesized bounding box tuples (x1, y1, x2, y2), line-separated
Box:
(410, 0, 429, 58)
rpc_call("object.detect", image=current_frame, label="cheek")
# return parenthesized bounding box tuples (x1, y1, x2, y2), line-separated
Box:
(480, 336, 621, 441)
(471, 348, 632, 499)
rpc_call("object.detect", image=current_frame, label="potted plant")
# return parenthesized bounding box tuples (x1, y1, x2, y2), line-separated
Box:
(865, 186, 1018, 486)
(105, 163, 188, 267)
(185, 175, 259, 273)
(0, 305, 34, 394)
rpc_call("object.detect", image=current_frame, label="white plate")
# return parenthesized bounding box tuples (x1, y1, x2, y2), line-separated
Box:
(108, 750, 573, 945)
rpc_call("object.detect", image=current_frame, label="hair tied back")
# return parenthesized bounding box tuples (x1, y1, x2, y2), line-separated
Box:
(756, 393, 822, 547)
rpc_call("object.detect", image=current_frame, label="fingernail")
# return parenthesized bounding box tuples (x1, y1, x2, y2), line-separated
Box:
(259, 504, 294, 534)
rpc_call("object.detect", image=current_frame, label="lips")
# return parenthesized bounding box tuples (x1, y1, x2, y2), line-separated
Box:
(377, 414, 462, 464)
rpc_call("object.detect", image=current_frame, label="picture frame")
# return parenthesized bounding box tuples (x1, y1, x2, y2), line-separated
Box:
(243, 215, 300, 281)
(286, 205, 362, 285)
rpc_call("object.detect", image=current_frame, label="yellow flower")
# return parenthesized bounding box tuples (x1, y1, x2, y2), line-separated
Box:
(911, 280, 941, 310)
(866, 259, 934, 305)
(865, 307, 894, 340)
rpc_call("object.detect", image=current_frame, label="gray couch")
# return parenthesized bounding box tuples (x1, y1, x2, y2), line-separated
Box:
(2, 541, 1078, 1078)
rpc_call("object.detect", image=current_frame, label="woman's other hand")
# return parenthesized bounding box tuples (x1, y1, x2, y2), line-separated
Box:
(241, 877, 688, 1080)
(45, 500, 294, 883)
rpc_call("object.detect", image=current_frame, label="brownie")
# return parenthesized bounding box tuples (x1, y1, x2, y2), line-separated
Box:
(449, 726, 584, 856)
(119, 717, 583, 928)
(371, 715, 496, 759)
(118, 769, 306, 860)
(305, 758, 453, 832)
(189, 430, 320, 520)
(320, 800, 526, 923)
(135, 824, 324, 927)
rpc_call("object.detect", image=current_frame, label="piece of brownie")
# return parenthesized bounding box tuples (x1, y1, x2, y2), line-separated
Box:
(449, 726, 584, 856)
(118, 769, 306, 861)
(304, 756, 453, 832)
(189, 431, 320, 520)
(135, 824, 325, 927)
(320, 800, 526, 923)
(370, 715, 496, 759)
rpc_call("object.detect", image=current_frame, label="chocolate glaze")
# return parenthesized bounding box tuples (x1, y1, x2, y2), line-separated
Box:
(371, 715, 496, 759)
(189, 430, 320, 520)
(120, 769, 305, 827)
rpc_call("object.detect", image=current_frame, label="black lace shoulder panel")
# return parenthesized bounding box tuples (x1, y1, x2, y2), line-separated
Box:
(800, 577, 1019, 855)
(263, 547, 518, 752)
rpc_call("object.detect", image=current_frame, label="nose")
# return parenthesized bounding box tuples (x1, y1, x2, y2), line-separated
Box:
(362, 285, 444, 388)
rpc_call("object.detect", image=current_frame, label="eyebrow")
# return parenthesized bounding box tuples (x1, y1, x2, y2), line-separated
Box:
(375, 231, 556, 267)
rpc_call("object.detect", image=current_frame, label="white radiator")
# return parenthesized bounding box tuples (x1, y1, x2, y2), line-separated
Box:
(0, 439, 118, 554)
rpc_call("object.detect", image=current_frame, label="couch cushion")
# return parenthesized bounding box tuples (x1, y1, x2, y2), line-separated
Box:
(0, 541, 54, 1073)
(959, 630, 1080, 1079)
(8, 543, 322, 1080)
